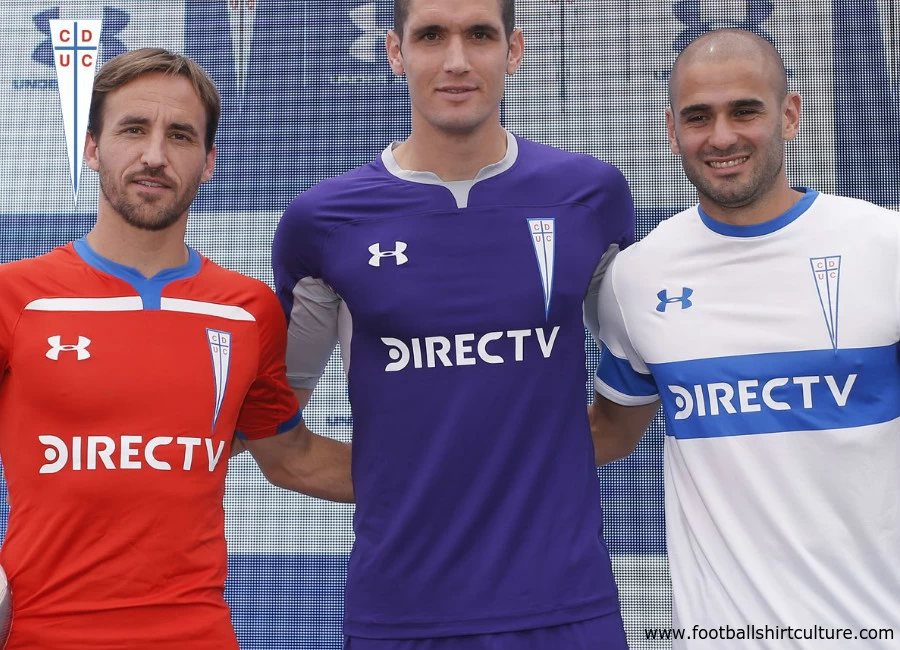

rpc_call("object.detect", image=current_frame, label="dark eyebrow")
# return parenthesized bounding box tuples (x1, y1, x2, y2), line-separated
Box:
(409, 23, 502, 38)
(679, 103, 710, 118)
(168, 122, 200, 138)
(467, 24, 501, 36)
(679, 98, 766, 118)
(409, 24, 446, 38)
(729, 98, 766, 111)
(114, 115, 199, 138)
(115, 115, 151, 128)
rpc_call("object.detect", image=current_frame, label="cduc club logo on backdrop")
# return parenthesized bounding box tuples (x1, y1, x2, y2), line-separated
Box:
(13, 7, 130, 93)
(31, 7, 128, 68)
(49, 19, 102, 204)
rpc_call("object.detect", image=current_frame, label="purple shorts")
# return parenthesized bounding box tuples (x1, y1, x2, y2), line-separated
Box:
(344, 611, 629, 650)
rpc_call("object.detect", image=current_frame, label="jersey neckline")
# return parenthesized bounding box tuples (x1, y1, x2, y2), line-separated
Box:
(379, 130, 518, 209)
(73, 238, 202, 310)
(698, 188, 819, 237)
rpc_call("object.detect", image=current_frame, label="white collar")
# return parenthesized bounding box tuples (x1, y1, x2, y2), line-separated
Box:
(380, 130, 518, 209)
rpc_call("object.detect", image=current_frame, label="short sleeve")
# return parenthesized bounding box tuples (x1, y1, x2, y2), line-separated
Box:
(235, 288, 302, 440)
(583, 162, 636, 344)
(596, 162, 636, 254)
(283, 277, 341, 390)
(594, 259, 659, 405)
(272, 194, 342, 390)
(0, 266, 18, 382)
(583, 244, 621, 344)
(0, 324, 9, 381)
(273, 195, 324, 322)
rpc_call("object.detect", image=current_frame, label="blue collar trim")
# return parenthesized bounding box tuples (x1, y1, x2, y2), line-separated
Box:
(699, 188, 819, 237)
(73, 238, 202, 310)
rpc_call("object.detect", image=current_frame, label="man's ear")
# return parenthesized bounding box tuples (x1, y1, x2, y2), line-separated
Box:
(386, 29, 405, 76)
(506, 28, 524, 76)
(84, 130, 100, 172)
(665, 108, 680, 155)
(200, 144, 216, 183)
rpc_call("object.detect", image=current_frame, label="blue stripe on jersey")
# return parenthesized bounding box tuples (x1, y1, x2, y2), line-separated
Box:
(236, 409, 303, 440)
(698, 188, 819, 237)
(647, 344, 900, 439)
(597, 346, 658, 396)
(73, 238, 202, 310)
(277, 410, 303, 433)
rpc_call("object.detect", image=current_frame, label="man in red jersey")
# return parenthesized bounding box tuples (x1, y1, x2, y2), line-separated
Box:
(0, 48, 352, 650)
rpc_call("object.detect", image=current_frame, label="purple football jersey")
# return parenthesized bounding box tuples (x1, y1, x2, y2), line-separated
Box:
(273, 134, 634, 639)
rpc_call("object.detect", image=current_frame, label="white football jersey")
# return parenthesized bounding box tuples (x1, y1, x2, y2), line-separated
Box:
(596, 190, 900, 648)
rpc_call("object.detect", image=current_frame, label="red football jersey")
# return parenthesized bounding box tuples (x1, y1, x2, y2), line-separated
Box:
(0, 240, 300, 649)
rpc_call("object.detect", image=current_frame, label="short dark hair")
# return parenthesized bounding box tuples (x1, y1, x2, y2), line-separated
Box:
(88, 48, 220, 152)
(393, 0, 515, 40)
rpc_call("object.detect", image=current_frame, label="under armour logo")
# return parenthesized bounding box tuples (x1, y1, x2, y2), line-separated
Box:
(673, 0, 774, 53)
(46, 335, 92, 360)
(369, 242, 409, 267)
(657, 288, 694, 312)
(32, 6, 129, 67)
(348, 2, 388, 63)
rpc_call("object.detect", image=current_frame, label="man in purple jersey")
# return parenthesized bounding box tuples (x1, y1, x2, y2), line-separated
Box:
(272, 0, 635, 648)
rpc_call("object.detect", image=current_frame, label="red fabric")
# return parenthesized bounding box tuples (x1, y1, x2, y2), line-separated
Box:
(0, 244, 299, 649)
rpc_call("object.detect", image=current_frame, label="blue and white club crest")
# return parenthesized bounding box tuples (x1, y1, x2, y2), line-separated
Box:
(207, 329, 232, 431)
(810, 256, 841, 350)
(528, 218, 556, 319)
(49, 19, 101, 205)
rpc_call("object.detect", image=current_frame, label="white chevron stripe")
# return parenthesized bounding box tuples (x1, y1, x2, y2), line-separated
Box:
(161, 298, 255, 321)
(26, 296, 143, 311)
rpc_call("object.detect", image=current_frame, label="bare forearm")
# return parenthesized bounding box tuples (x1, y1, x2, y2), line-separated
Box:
(283, 430, 354, 502)
(589, 407, 637, 465)
(267, 425, 354, 502)
(588, 394, 659, 466)
(277, 388, 354, 501)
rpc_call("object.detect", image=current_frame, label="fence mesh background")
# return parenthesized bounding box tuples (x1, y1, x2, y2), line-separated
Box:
(0, 1, 897, 648)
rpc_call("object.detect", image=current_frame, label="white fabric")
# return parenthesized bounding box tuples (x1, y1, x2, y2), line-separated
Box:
(597, 192, 900, 648)
(380, 130, 519, 209)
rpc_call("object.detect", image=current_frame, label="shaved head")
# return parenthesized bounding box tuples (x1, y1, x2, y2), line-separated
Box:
(670, 29, 787, 106)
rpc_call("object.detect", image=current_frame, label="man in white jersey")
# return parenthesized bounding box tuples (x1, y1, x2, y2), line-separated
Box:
(589, 29, 900, 648)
